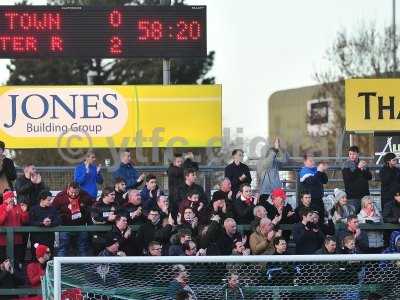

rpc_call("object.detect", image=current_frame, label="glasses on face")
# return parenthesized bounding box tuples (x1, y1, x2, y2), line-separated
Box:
(152, 247, 162, 251)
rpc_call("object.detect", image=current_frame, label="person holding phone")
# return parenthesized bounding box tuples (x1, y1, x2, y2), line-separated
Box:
(0, 191, 28, 267)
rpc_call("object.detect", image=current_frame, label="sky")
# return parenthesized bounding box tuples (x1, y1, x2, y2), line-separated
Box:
(0, 0, 395, 139)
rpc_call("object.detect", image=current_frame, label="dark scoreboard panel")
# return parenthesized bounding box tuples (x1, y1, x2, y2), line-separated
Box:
(0, 6, 207, 58)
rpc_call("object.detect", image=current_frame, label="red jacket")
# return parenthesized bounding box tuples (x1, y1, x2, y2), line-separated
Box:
(26, 261, 44, 288)
(52, 189, 93, 226)
(0, 203, 29, 245)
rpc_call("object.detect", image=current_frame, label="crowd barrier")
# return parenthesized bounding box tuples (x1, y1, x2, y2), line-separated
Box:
(1, 222, 400, 297)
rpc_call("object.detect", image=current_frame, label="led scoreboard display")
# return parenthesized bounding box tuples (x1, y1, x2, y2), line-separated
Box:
(0, 6, 207, 58)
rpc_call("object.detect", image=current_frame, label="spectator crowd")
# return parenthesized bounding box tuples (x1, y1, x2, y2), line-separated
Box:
(1, 138, 400, 299)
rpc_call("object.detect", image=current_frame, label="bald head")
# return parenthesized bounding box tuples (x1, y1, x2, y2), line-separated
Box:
(128, 189, 141, 205)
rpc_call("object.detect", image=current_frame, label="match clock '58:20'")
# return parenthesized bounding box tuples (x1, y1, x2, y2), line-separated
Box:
(0, 6, 207, 58)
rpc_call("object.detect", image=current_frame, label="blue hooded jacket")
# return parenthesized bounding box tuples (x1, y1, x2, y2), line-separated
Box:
(299, 166, 328, 200)
(383, 231, 400, 254)
(380, 231, 400, 269)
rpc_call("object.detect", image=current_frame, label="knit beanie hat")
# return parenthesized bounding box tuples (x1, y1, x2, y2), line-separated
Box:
(271, 188, 287, 200)
(334, 188, 347, 203)
(34, 243, 49, 259)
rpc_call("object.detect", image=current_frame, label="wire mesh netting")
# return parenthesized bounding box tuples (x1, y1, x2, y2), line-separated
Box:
(43, 256, 400, 300)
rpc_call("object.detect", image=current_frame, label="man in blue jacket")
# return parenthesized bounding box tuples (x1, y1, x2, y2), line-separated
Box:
(74, 151, 103, 199)
(299, 155, 328, 222)
(113, 149, 145, 190)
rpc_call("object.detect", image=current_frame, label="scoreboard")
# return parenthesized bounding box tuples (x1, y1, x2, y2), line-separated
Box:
(0, 6, 207, 58)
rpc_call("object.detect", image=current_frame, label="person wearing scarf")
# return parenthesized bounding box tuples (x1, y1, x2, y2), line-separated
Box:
(357, 195, 384, 253)
(232, 183, 257, 224)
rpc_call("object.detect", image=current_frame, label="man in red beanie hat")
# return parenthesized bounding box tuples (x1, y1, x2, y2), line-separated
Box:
(0, 191, 29, 266)
(26, 243, 50, 288)
(263, 188, 296, 240)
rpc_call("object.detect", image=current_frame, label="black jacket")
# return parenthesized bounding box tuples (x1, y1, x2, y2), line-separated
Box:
(109, 225, 133, 254)
(383, 200, 400, 224)
(264, 202, 296, 225)
(91, 200, 118, 225)
(232, 197, 255, 224)
(0, 157, 17, 192)
(292, 222, 324, 254)
(380, 165, 400, 207)
(177, 182, 207, 207)
(167, 164, 184, 205)
(342, 160, 372, 199)
(202, 220, 242, 255)
(183, 158, 199, 172)
(14, 175, 46, 206)
(114, 189, 126, 206)
(0, 269, 24, 299)
(136, 220, 172, 254)
(337, 227, 369, 253)
(315, 246, 336, 254)
(224, 162, 252, 196)
(299, 170, 328, 201)
(29, 204, 61, 245)
(29, 205, 61, 227)
(119, 202, 146, 226)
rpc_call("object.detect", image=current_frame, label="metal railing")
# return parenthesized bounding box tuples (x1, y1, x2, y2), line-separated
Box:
(1, 222, 400, 296)
(17, 163, 383, 196)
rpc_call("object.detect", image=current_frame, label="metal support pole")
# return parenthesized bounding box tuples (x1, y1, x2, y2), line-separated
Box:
(394, 0, 397, 75)
(53, 258, 61, 300)
(6, 227, 14, 264)
(163, 59, 171, 85)
(161, 0, 171, 85)
(86, 69, 97, 85)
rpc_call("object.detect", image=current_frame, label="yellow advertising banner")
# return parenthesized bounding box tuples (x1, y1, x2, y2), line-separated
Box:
(346, 79, 400, 132)
(0, 85, 222, 148)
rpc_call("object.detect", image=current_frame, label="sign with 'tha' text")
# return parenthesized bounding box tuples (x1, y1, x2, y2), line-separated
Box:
(346, 79, 400, 132)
